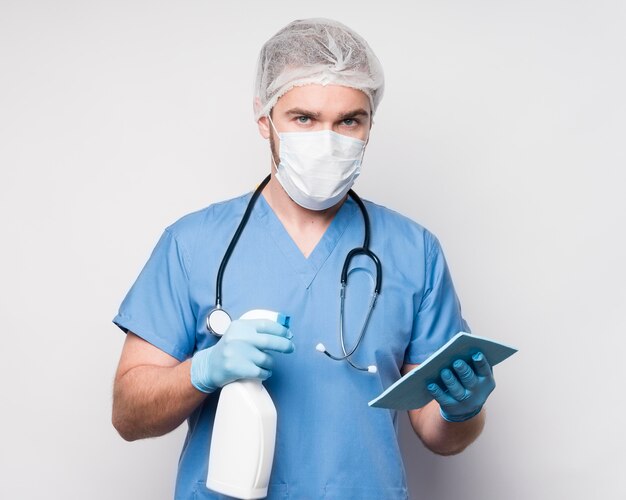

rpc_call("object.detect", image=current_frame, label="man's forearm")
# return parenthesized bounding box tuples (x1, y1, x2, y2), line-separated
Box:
(409, 400, 486, 456)
(112, 360, 207, 441)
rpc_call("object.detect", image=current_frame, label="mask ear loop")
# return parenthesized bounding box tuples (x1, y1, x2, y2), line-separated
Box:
(267, 114, 279, 135)
(357, 133, 368, 166)
(267, 114, 281, 174)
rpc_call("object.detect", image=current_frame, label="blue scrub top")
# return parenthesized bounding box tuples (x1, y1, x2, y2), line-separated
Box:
(114, 192, 469, 499)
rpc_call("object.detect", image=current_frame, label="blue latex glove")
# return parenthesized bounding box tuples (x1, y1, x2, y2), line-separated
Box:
(190, 319, 295, 393)
(427, 352, 496, 422)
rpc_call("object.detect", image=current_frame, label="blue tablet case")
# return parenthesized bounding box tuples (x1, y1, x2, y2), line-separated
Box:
(369, 332, 518, 410)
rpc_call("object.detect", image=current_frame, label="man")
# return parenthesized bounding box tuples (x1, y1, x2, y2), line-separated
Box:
(112, 18, 496, 499)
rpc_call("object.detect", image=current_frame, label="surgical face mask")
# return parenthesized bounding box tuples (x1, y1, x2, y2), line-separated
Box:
(268, 116, 366, 211)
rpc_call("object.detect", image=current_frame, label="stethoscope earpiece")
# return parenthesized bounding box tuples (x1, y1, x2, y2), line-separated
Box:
(316, 343, 378, 374)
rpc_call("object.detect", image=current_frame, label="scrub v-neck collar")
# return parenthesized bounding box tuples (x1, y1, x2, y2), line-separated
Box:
(253, 194, 358, 289)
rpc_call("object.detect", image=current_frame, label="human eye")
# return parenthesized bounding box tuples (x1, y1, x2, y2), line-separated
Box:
(295, 115, 311, 124)
(341, 117, 359, 127)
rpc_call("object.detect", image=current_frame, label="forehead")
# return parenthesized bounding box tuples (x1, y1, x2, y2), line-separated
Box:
(273, 84, 371, 116)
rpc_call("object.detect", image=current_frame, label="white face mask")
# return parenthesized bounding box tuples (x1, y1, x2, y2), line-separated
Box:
(269, 117, 366, 211)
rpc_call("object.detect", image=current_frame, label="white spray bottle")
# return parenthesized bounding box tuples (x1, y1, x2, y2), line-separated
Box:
(206, 309, 290, 499)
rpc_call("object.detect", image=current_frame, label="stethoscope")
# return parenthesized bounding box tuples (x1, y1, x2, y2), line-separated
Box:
(206, 174, 382, 373)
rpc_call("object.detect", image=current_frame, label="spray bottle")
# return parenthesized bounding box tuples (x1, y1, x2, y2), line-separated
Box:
(206, 309, 290, 499)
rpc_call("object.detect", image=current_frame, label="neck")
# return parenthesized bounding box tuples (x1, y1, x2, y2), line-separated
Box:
(263, 174, 346, 226)
(262, 173, 346, 257)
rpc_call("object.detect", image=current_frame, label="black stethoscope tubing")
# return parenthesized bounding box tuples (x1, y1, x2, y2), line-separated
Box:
(207, 174, 382, 372)
(214, 175, 271, 310)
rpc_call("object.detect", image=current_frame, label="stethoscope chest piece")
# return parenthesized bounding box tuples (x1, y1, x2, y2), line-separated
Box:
(207, 307, 232, 336)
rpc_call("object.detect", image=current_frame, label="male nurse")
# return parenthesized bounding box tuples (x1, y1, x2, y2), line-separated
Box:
(112, 18, 496, 499)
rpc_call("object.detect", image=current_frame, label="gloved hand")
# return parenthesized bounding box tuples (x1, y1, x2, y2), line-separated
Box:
(427, 352, 495, 422)
(190, 319, 295, 393)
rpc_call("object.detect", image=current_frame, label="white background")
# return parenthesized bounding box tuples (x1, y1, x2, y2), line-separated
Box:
(1, 1, 624, 499)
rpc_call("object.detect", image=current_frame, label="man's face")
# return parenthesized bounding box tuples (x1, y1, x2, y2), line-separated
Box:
(258, 84, 372, 164)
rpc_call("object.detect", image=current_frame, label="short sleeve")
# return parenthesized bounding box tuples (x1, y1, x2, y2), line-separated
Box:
(113, 228, 196, 361)
(404, 234, 470, 364)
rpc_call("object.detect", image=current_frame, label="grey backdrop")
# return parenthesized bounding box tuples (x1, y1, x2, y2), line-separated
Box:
(1, 1, 624, 499)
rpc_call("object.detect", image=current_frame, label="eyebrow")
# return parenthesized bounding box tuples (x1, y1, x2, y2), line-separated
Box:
(284, 107, 370, 120)
(337, 108, 370, 120)
(285, 107, 321, 119)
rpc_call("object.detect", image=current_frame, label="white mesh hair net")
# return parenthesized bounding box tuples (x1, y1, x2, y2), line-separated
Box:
(253, 18, 385, 120)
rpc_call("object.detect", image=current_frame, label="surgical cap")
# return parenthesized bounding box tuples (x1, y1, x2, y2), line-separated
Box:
(253, 18, 385, 120)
